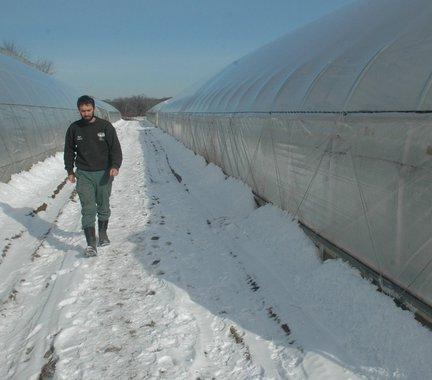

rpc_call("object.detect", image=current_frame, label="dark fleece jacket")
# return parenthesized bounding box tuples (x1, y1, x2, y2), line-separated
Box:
(64, 117, 122, 175)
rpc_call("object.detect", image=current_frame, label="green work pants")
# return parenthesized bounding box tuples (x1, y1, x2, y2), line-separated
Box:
(76, 169, 113, 229)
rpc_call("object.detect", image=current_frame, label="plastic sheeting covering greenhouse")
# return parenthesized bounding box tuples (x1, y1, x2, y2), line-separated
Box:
(149, 0, 432, 315)
(0, 53, 121, 182)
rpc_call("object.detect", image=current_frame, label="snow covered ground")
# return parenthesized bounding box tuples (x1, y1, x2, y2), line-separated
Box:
(0, 119, 431, 379)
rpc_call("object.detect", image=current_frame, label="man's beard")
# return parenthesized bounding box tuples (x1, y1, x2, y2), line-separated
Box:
(82, 112, 94, 121)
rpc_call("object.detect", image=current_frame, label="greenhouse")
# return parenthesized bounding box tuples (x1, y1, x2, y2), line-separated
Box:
(149, 0, 432, 319)
(0, 53, 121, 182)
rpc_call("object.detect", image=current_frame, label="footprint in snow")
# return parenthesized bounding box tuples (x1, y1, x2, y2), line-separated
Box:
(65, 310, 79, 319)
(57, 268, 72, 276)
(104, 345, 122, 353)
(57, 297, 77, 309)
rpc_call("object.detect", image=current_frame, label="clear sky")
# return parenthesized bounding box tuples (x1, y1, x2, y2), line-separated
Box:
(1, 0, 354, 99)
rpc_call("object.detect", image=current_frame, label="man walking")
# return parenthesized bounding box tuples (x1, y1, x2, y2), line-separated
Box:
(64, 95, 122, 256)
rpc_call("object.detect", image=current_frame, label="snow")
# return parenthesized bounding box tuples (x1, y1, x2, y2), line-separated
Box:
(0, 119, 431, 379)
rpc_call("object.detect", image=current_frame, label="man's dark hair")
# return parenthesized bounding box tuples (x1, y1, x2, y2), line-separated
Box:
(77, 95, 95, 109)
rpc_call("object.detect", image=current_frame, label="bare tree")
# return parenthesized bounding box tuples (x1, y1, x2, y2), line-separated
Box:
(34, 58, 55, 75)
(0, 41, 55, 75)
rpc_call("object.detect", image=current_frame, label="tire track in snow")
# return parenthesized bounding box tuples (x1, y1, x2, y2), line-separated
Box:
(0, 179, 77, 303)
(139, 126, 300, 378)
(52, 122, 200, 379)
(1, 177, 68, 265)
(0, 187, 83, 379)
(0, 190, 77, 308)
(150, 123, 390, 379)
(144, 124, 378, 379)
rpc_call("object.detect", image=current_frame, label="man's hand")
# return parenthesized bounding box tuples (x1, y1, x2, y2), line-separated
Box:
(110, 168, 119, 177)
(67, 174, 76, 183)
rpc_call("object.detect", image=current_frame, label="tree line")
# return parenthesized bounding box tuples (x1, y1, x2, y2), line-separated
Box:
(104, 95, 170, 118)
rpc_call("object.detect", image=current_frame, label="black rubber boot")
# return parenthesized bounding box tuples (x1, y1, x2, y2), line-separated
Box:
(98, 220, 110, 247)
(84, 226, 97, 256)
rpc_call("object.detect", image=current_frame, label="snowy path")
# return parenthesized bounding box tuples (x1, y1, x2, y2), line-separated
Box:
(1, 119, 432, 379)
